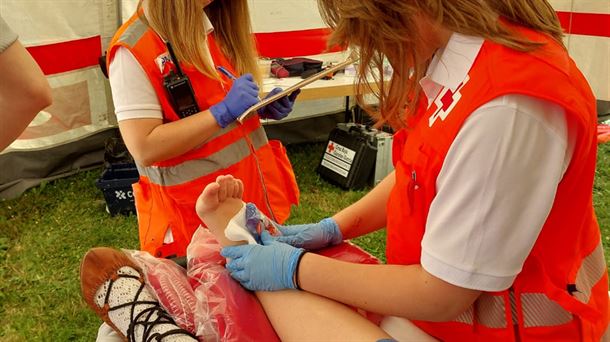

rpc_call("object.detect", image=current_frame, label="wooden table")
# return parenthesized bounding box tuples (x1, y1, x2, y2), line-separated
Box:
(262, 74, 378, 120)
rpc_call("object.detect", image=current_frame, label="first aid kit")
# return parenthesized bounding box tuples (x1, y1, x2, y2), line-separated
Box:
(317, 123, 394, 189)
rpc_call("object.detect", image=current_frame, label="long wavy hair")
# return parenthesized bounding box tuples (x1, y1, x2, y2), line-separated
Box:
(138, 0, 260, 81)
(317, 0, 564, 129)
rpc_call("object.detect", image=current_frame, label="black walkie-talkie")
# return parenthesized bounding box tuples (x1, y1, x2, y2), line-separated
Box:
(163, 42, 200, 118)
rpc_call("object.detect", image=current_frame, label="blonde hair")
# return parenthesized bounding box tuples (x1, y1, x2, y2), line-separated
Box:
(138, 0, 260, 82)
(318, 0, 565, 129)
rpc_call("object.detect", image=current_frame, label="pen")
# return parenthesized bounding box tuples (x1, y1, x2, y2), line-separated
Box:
(217, 65, 263, 101)
(217, 65, 237, 80)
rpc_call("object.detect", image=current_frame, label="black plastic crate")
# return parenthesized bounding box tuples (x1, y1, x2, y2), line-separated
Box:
(96, 163, 139, 216)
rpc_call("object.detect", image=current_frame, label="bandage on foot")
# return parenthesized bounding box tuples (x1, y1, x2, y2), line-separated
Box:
(196, 178, 279, 247)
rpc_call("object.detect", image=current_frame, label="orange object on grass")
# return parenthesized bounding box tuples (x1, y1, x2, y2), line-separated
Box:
(598, 124, 610, 144)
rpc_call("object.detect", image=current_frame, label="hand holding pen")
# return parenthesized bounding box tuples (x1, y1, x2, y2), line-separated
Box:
(218, 66, 262, 102)
(217, 65, 300, 121)
(209, 69, 260, 128)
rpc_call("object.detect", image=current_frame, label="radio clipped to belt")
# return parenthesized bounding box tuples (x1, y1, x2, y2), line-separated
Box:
(163, 42, 200, 118)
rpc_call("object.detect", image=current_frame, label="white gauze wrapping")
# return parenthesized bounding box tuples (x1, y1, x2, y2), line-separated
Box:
(224, 204, 257, 245)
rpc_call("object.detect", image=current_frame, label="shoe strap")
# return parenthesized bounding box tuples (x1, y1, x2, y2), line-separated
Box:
(105, 271, 197, 341)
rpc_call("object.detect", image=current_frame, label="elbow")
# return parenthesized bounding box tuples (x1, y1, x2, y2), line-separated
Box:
(417, 292, 480, 322)
(39, 84, 53, 109)
(424, 303, 472, 322)
(136, 156, 155, 167)
(28, 81, 53, 112)
(411, 267, 482, 322)
(130, 150, 154, 167)
(129, 147, 158, 167)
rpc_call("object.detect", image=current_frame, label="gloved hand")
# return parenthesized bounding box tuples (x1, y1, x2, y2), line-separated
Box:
(221, 231, 305, 291)
(210, 73, 260, 128)
(258, 88, 300, 120)
(273, 217, 343, 250)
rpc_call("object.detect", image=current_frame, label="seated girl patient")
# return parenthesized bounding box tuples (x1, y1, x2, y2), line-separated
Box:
(81, 175, 409, 341)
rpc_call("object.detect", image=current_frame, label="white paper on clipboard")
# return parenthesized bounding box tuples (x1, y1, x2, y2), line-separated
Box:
(238, 57, 355, 122)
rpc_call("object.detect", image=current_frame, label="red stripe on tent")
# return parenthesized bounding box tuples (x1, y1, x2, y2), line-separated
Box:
(27, 36, 102, 75)
(556, 12, 610, 38)
(255, 28, 343, 58)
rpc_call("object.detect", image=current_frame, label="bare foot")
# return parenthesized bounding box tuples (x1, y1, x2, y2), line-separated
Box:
(195, 175, 246, 246)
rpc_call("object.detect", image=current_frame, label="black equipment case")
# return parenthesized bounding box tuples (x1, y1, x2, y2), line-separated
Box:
(317, 123, 393, 189)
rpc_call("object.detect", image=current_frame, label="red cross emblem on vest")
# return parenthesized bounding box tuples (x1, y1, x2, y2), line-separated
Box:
(428, 75, 470, 127)
(155, 53, 175, 77)
(327, 142, 335, 153)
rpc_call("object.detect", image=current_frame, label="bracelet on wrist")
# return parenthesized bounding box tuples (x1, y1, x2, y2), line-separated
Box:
(294, 251, 307, 290)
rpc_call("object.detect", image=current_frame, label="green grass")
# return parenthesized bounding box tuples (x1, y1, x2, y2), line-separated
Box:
(0, 142, 608, 340)
(596, 143, 610, 262)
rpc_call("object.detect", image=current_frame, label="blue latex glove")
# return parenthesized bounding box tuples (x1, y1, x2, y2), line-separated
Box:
(258, 88, 301, 120)
(273, 217, 343, 250)
(210, 73, 260, 128)
(221, 231, 305, 291)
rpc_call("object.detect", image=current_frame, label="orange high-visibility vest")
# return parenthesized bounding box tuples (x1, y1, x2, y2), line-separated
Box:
(107, 14, 299, 258)
(386, 23, 608, 341)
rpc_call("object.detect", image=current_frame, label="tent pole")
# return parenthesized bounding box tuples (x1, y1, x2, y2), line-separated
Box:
(116, 0, 123, 27)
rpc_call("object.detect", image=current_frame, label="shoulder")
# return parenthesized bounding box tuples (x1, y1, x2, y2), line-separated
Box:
(474, 94, 568, 143)
(458, 94, 570, 166)
(109, 16, 162, 65)
(114, 17, 150, 48)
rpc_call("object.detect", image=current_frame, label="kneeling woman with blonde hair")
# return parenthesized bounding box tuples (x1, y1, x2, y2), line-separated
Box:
(219, 0, 609, 340)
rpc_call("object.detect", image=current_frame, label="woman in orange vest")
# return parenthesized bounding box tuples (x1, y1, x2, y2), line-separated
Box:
(218, 0, 609, 340)
(106, 0, 300, 259)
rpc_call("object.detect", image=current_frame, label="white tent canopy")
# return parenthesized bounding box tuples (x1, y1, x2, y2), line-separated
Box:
(0, 0, 608, 199)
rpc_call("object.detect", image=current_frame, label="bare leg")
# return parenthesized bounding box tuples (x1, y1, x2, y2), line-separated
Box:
(196, 175, 392, 341)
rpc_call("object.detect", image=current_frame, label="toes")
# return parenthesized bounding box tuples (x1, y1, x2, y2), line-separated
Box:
(227, 178, 244, 199)
(216, 175, 234, 202)
(196, 182, 221, 217)
(235, 179, 244, 198)
(215, 175, 244, 200)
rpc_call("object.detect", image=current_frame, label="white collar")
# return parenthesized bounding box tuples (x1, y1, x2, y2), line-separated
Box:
(420, 33, 484, 104)
(203, 12, 214, 34)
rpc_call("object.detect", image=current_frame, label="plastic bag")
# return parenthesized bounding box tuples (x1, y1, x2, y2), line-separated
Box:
(127, 225, 383, 341)
(126, 249, 200, 336)
(186, 228, 280, 342)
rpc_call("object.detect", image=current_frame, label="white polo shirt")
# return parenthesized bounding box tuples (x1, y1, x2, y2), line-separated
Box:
(419, 33, 574, 291)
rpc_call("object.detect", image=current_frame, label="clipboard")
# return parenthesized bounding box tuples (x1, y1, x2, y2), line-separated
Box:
(238, 57, 356, 122)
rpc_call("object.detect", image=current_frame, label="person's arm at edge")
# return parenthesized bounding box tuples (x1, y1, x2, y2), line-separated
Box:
(298, 254, 481, 321)
(0, 40, 52, 151)
(332, 170, 395, 239)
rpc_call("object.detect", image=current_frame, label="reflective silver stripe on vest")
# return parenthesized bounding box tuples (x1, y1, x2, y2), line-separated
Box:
(574, 242, 606, 304)
(478, 293, 507, 328)
(119, 18, 148, 47)
(453, 305, 474, 324)
(452, 293, 506, 328)
(521, 293, 572, 327)
(453, 292, 575, 329)
(138, 126, 268, 186)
